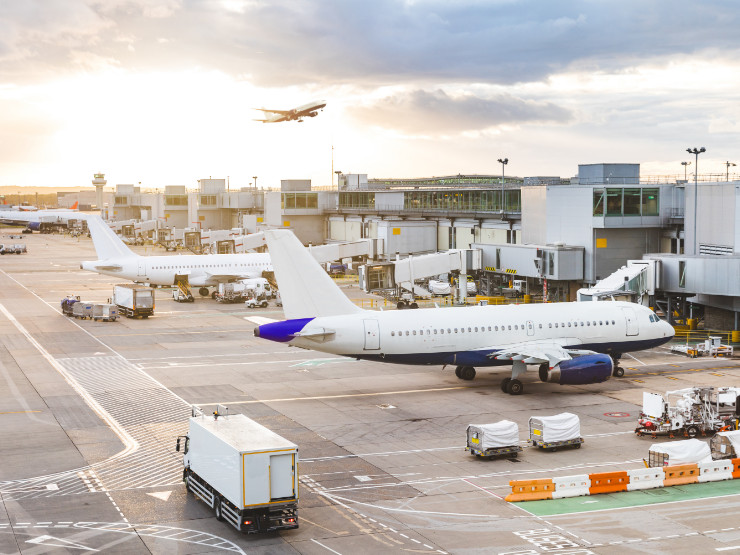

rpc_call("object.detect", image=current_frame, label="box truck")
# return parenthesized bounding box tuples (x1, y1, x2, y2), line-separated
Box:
(112, 284, 154, 318)
(176, 406, 299, 533)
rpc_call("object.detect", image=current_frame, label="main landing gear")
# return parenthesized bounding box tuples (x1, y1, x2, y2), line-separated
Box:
(500, 377, 524, 395)
(454, 366, 476, 380)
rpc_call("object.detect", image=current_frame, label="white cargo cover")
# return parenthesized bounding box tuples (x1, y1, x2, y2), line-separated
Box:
(428, 280, 451, 295)
(188, 414, 298, 509)
(468, 421, 519, 449)
(716, 430, 740, 454)
(642, 392, 665, 419)
(649, 439, 712, 464)
(529, 413, 580, 442)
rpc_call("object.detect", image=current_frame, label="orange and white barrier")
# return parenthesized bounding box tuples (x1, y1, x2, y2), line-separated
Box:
(552, 475, 590, 499)
(505, 457, 740, 502)
(627, 467, 665, 491)
(698, 460, 733, 483)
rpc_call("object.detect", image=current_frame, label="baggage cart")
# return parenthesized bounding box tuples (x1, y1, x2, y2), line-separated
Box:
(529, 413, 583, 451)
(466, 420, 522, 459)
(61, 296, 80, 316)
(647, 438, 711, 467)
(92, 304, 118, 322)
(72, 302, 95, 319)
(711, 430, 740, 460)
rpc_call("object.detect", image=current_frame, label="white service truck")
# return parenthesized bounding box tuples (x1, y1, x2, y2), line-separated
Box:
(112, 284, 155, 318)
(176, 407, 299, 534)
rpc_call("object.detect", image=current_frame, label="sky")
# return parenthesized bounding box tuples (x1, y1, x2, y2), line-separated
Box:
(2, 0, 740, 189)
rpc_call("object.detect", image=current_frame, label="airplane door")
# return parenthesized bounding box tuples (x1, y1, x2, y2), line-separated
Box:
(526, 320, 535, 336)
(363, 319, 380, 350)
(622, 307, 639, 336)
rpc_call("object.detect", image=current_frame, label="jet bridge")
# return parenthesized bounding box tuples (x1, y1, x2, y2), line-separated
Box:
(360, 249, 482, 303)
(577, 259, 659, 306)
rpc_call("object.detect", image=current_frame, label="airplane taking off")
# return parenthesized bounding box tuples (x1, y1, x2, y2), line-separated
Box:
(0, 202, 80, 232)
(254, 230, 675, 395)
(80, 216, 272, 296)
(254, 100, 326, 123)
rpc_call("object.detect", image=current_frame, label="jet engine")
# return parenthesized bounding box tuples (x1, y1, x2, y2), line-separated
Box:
(539, 353, 613, 385)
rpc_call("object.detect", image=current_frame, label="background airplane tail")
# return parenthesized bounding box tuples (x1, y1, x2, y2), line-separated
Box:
(87, 215, 136, 259)
(264, 229, 362, 320)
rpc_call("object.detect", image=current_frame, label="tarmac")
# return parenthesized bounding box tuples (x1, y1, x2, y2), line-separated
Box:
(1, 230, 740, 554)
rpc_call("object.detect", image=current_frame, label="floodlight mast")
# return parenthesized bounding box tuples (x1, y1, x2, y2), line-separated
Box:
(497, 158, 509, 213)
(686, 147, 706, 254)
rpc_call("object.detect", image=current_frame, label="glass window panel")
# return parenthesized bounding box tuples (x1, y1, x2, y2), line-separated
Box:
(642, 188, 659, 216)
(623, 188, 641, 216)
(593, 189, 605, 216)
(606, 188, 623, 216)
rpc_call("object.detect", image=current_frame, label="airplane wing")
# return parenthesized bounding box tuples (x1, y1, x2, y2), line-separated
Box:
(488, 340, 596, 367)
(256, 108, 292, 115)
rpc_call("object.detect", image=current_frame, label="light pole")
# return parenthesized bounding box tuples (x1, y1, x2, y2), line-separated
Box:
(726, 161, 736, 182)
(253, 176, 258, 189)
(497, 158, 508, 212)
(681, 161, 691, 181)
(686, 147, 706, 254)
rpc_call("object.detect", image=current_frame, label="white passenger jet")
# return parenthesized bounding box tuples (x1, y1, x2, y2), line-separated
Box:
(0, 202, 80, 232)
(253, 230, 675, 395)
(254, 100, 326, 123)
(80, 216, 272, 296)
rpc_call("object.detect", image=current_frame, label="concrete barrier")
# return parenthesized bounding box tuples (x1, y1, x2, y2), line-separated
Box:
(627, 467, 665, 491)
(552, 475, 591, 499)
(698, 460, 733, 483)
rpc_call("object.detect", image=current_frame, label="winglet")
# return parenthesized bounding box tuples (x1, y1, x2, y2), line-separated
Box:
(263, 229, 362, 319)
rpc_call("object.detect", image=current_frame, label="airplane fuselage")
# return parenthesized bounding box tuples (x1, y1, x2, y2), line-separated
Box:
(257, 301, 673, 365)
(82, 252, 272, 287)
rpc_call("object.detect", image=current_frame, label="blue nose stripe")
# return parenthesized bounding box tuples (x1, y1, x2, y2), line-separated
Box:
(256, 318, 314, 343)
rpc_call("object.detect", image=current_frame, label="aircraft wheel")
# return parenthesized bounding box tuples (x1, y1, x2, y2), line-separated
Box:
(211, 292, 217, 299)
(538, 363, 549, 382)
(396, 301, 406, 310)
(500, 378, 511, 392)
(460, 366, 476, 381)
(198, 288, 209, 297)
(410, 302, 419, 309)
(613, 367, 625, 378)
(454, 366, 463, 378)
(507, 379, 524, 395)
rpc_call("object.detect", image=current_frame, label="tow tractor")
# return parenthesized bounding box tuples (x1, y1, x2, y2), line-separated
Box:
(635, 387, 740, 439)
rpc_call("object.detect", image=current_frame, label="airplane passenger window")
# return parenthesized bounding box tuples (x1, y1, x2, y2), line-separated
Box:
(612, 320, 615, 325)
(454, 328, 458, 333)
(515, 325, 519, 330)
(420, 330, 423, 334)
(413, 330, 417, 335)
(508, 325, 511, 330)
(599, 321, 603, 325)
(592, 321, 596, 326)
(539, 324, 542, 329)
(434, 329, 438, 334)
(391, 331, 395, 336)
(495, 326, 498, 331)
(554, 323, 558, 328)
(474, 327, 478, 332)
(405, 331, 409, 336)
(427, 330, 430, 335)
(549, 323, 552, 328)
(447, 328, 451, 334)
(488, 326, 491, 331)
(587, 321, 590, 326)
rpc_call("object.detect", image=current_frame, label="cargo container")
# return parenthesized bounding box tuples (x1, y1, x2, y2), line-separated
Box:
(176, 407, 299, 533)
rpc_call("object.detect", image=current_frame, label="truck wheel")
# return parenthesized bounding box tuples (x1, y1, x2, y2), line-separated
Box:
(214, 497, 224, 521)
(686, 426, 699, 438)
(199, 288, 209, 297)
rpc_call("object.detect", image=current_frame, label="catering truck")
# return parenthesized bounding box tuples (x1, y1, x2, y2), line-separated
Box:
(112, 284, 154, 318)
(176, 406, 299, 534)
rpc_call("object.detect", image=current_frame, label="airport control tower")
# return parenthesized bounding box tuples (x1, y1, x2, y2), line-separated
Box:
(92, 173, 106, 214)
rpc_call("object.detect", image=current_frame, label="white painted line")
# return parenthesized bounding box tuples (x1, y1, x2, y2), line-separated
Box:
(311, 539, 343, 554)
(716, 547, 740, 552)
(625, 352, 646, 366)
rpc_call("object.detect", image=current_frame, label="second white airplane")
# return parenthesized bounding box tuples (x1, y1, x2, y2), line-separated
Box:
(81, 216, 272, 295)
(254, 100, 326, 123)
(254, 230, 675, 395)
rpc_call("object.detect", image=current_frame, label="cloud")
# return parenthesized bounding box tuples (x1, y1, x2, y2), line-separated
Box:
(348, 89, 572, 134)
(3, 1, 740, 87)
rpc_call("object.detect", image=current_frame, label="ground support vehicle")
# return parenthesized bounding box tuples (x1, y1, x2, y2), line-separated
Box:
(646, 438, 712, 467)
(635, 387, 740, 438)
(711, 430, 740, 460)
(72, 302, 95, 319)
(92, 304, 118, 322)
(113, 284, 154, 318)
(176, 406, 299, 534)
(529, 413, 583, 451)
(61, 296, 80, 316)
(244, 294, 268, 308)
(671, 337, 734, 358)
(466, 421, 522, 459)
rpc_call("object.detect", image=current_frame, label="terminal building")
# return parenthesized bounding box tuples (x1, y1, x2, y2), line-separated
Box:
(96, 162, 740, 329)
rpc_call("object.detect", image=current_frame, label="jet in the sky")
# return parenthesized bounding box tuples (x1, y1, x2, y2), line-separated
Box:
(80, 216, 272, 296)
(254, 100, 327, 123)
(253, 230, 675, 395)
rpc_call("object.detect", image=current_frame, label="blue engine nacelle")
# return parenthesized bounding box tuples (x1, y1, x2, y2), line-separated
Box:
(540, 354, 613, 385)
(26, 222, 41, 231)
